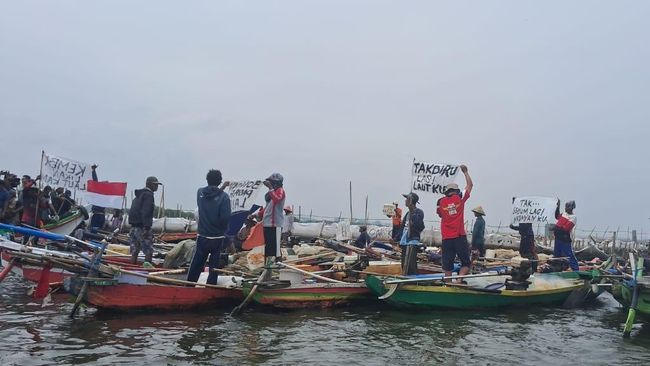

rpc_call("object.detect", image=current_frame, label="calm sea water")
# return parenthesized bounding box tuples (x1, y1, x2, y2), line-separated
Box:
(1, 273, 649, 366)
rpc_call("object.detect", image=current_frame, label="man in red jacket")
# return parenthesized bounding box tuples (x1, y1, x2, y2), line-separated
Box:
(437, 165, 474, 281)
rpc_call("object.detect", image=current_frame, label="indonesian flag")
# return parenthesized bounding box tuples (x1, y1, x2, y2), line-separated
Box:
(86, 180, 127, 209)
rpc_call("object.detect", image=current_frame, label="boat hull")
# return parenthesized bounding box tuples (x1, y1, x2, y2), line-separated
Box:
(243, 282, 372, 309)
(366, 274, 583, 310)
(42, 211, 86, 235)
(611, 283, 650, 318)
(1, 250, 71, 286)
(83, 282, 244, 311)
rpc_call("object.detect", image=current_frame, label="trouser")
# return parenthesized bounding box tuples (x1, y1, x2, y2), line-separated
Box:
(519, 236, 538, 272)
(554, 239, 579, 271)
(187, 236, 224, 285)
(392, 225, 403, 242)
(90, 213, 105, 232)
(263, 226, 281, 259)
(402, 245, 418, 276)
(129, 227, 153, 263)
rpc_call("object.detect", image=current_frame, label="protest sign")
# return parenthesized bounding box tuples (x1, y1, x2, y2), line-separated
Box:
(382, 203, 395, 217)
(511, 196, 557, 225)
(411, 160, 460, 195)
(40, 152, 93, 192)
(228, 180, 264, 212)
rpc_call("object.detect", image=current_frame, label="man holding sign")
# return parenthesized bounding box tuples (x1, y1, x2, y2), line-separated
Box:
(437, 165, 473, 280)
(510, 196, 557, 272)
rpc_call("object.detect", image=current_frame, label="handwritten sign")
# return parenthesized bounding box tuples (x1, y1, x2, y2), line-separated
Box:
(382, 204, 396, 217)
(411, 160, 459, 195)
(228, 180, 263, 212)
(511, 196, 557, 225)
(41, 153, 93, 192)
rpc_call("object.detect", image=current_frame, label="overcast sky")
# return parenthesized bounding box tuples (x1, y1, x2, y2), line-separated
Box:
(2, 1, 649, 238)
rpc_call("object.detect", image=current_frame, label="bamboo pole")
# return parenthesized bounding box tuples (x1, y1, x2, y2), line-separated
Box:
(277, 262, 344, 283)
(111, 266, 231, 289)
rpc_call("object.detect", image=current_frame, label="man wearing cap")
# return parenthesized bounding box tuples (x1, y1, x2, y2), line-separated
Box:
(471, 206, 486, 258)
(398, 192, 425, 275)
(262, 173, 286, 266)
(390, 202, 403, 242)
(553, 199, 579, 271)
(437, 164, 473, 281)
(128, 176, 160, 264)
(187, 169, 231, 285)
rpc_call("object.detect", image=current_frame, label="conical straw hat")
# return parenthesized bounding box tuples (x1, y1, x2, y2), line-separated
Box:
(472, 206, 486, 216)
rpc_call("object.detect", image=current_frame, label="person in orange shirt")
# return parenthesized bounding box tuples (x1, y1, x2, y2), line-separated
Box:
(390, 202, 403, 242)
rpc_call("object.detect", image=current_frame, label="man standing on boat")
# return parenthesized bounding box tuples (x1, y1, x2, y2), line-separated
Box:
(437, 164, 473, 281)
(89, 165, 106, 232)
(128, 176, 160, 264)
(399, 192, 424, 275)
(187, 169, 231, 285)
(553, 200, 579, 271)
(509, 199, 538, 272)
(262, 173, 286, 266)
(390, 202, 403, 242)
(470, 206, 486, 259)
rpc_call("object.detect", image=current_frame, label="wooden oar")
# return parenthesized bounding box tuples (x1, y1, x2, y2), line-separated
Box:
(230, 268, 269, 316)
(623, 254, 644, 338)
(276, 262, 344, 283)
(283, 251, 337, 264)
(110, 266, 232, 290)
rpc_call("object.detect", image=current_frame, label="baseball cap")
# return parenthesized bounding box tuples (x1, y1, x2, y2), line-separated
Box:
(402, 192, 419, 204)
(146, 176, 162, 185)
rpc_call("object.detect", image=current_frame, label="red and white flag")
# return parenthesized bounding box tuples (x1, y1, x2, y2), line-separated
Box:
(86, 180, 127, 209)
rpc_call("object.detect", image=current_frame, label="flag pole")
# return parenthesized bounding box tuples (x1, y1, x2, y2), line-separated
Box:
(34, 150, 45, 228)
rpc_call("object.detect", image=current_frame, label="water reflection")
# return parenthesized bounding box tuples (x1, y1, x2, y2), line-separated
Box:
(1, 273, 650, 365)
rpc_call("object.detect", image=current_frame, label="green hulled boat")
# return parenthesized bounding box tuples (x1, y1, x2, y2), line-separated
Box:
(611, 281, 650, 319)
(366, 273, 586, 310)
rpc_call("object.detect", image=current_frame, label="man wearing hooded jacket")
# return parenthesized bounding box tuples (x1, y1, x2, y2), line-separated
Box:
(187, 169, 231, 285)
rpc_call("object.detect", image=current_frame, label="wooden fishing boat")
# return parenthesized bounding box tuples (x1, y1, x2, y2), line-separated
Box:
(0, 236, 162, 288)
(72, 278, 244, 311)
(42, 209, 88, 235)
(241, 281, 372, 309)
(610, 281, 650, 319)
(365, 273, 585, 310)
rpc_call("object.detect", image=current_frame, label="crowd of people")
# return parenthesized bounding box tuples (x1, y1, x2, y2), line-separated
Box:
(0, 171, 77, 229)
(3, 163, 581, 285)
(379, 164, 580, 279)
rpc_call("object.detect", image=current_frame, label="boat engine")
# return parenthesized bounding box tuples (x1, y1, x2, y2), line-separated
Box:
(505, 260, 532, 291)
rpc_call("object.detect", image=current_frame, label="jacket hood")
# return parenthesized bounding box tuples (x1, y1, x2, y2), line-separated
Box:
(134, 188, 149, 197)
(200, 185, 223, 199)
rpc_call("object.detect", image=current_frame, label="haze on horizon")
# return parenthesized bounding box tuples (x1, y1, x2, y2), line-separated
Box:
(1, 1, 649, 239)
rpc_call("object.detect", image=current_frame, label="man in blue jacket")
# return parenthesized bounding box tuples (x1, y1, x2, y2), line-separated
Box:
(187, 169, 231, 285)
(128, 176, 160, 264)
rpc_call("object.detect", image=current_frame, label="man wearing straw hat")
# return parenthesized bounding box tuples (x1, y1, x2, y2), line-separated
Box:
(470, 206, 486, 258)
(437, 164, 473, 281)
